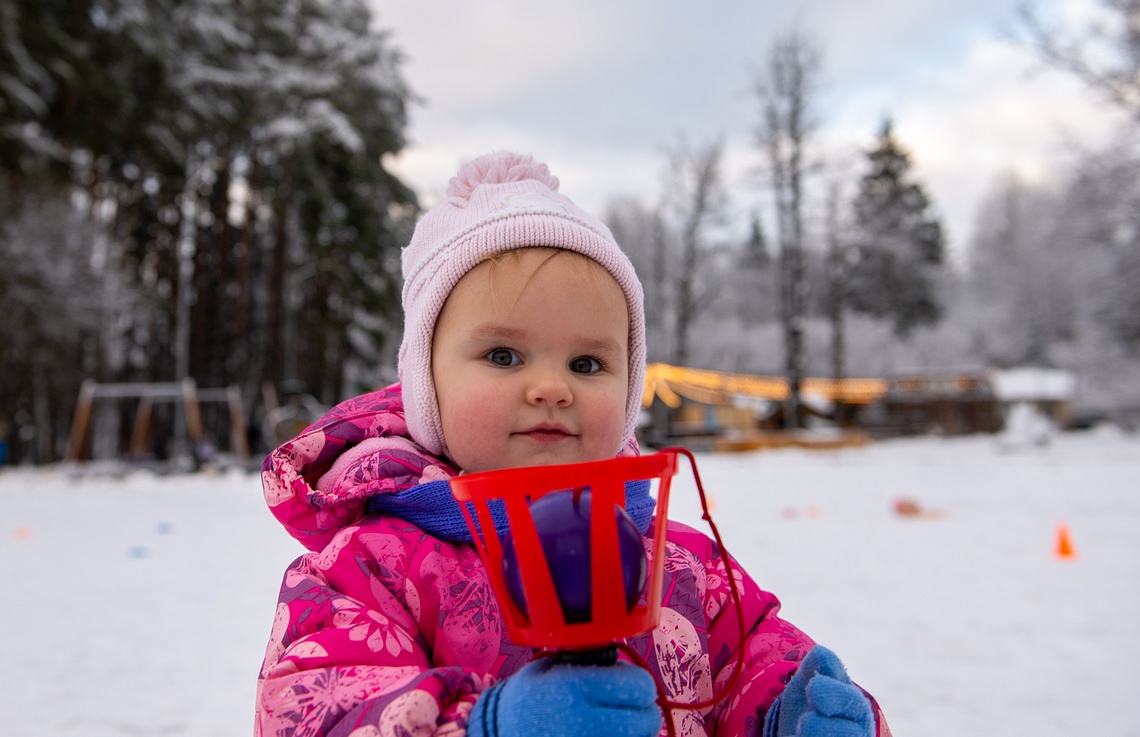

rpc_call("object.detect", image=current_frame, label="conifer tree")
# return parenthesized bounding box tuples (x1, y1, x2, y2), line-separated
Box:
(848, 119, 945, 336)
(0, 0, 416, 461)
(743, 211, 770, 268)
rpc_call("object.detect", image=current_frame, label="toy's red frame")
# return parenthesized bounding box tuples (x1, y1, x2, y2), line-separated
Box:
(449, 450, 678, 651)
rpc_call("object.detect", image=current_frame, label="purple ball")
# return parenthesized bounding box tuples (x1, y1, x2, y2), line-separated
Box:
(501, 488, 647, 624)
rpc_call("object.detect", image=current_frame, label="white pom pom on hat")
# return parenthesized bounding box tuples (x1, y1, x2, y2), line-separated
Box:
(398, 151, 647, 458)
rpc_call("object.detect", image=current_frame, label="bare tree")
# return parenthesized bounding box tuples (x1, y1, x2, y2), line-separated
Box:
(605, 198, 671, 362)
(1018, 0, 1140, 120)
(754, 30, 822, 428)
(660, 138, 727, 368)
(824, 181, 848, 396)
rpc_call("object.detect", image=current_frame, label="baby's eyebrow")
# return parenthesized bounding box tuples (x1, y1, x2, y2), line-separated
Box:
(577, 336, 624, 356)
(465, 325, 623, 355)
(466, 325, 525, 343)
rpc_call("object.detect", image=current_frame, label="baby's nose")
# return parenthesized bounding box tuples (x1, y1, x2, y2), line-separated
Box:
(526, 369, 572, 406)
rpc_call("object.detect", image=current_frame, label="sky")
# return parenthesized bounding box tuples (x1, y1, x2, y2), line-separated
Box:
(371, 0, 1130, 263)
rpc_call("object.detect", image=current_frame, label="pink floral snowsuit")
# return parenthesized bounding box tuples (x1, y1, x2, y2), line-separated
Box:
(256, 384, 891, 737)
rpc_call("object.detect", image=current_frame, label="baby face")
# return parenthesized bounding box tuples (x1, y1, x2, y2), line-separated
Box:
(431, 248, 629, 472)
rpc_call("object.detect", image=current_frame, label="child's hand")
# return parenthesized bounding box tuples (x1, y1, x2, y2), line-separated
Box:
(467, 657, 661, 737)
(764, 645, 874, 737)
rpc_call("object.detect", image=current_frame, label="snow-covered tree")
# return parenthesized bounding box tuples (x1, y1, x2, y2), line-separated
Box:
(1053, 143, 1140, 358)
(754, 29, 822, 427)
(962, 136, 1140, 413)
(0, 0, 416, 460)
(163, 0, 416, 403)
(0, 0, 60, 194)
(660, 137, 728, 368)
(0, 192, 110, 462)
(734, 211, 778, 326)
(1102, 228, 1140, 349)
(847, 119, 945, 337)
(604, 197, 671, 363)
(967, 172, 1075, 365)
(1018, 0, 1140, 122)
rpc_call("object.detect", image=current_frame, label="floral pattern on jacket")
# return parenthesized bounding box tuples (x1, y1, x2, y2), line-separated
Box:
(257, 383, 891, 737)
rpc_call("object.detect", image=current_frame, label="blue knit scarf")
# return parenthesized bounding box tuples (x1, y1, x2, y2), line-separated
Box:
(366, 479, 656, 543)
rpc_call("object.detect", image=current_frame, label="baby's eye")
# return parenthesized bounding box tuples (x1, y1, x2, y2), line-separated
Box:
(487, 348, 521, 367)
(569, 356, 602, 374)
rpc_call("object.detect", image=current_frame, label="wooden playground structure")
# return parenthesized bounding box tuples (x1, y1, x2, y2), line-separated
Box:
(640, 363, 1013, 451)
(641, 363, 885, 451)
(64, 379, 249, 463)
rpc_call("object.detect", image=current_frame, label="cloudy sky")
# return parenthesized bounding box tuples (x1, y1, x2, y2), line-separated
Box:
(372, 0, 1129, 263)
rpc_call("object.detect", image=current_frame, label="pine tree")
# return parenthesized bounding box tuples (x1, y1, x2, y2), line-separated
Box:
(742, 211, 770, 268)
(0, 0, 416, 460)
(848, 119, 945, 336)
(0, 0, 58, 195)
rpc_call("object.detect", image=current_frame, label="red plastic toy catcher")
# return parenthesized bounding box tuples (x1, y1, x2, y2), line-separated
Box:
(450, 448, 746, 737)
(448, 450, 679, 652)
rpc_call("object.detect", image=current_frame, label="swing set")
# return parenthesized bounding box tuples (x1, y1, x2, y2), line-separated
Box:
(64, 378, 249, 463)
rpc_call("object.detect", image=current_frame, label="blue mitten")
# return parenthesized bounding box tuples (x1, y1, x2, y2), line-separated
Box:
(764, 645, 874, 737)
(468, 658, 662, 737)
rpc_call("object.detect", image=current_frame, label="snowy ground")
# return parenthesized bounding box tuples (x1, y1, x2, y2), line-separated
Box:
(3, 427, 1139, 737)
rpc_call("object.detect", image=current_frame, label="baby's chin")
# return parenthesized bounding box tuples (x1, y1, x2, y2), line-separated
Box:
(458, 447, 620, 474)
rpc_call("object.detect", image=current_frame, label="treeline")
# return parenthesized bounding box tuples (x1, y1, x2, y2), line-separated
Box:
(605, 18, 1140, 427)
(1, 0, 416, 462)
(607, 125, 1140, 422)
(3, 1, 1139, 463)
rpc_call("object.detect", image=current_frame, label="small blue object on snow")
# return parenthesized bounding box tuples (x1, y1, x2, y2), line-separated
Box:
(156, 521, 173, 535)
(127, 545, 150, 559)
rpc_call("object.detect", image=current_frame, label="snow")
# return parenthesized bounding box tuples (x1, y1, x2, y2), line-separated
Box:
(3, 428, 1139, 737)
(991, 367, 1077, 402)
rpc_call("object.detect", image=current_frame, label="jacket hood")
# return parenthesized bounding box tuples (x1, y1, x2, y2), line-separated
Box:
(261, 383, 458, 551)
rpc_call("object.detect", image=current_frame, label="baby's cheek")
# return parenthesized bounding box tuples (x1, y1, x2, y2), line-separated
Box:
(583, 407, 628, 461)
(441, 395, 504, 468)
(443, 393, 498, 439)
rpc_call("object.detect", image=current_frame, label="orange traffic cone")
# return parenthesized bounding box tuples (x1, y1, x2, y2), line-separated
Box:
(1054, 522, 1077, 561)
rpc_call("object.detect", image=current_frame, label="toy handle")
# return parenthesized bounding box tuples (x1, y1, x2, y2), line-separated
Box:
(552, 645, 618, 666)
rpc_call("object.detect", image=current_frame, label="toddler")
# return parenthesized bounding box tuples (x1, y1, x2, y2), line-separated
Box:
(256, 151, 892, 737)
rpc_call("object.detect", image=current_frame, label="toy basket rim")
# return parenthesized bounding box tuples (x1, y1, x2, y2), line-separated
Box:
(449, 451, 678, 502)
(447, 450, 680, 649)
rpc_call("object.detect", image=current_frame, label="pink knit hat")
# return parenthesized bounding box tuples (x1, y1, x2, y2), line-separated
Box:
(398, 151, 646, 458)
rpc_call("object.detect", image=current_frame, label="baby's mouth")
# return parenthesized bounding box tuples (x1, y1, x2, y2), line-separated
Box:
(516, 424, 575, 442)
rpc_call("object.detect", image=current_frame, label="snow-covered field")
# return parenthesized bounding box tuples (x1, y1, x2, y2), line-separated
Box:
(3, 428, 1138, 737)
